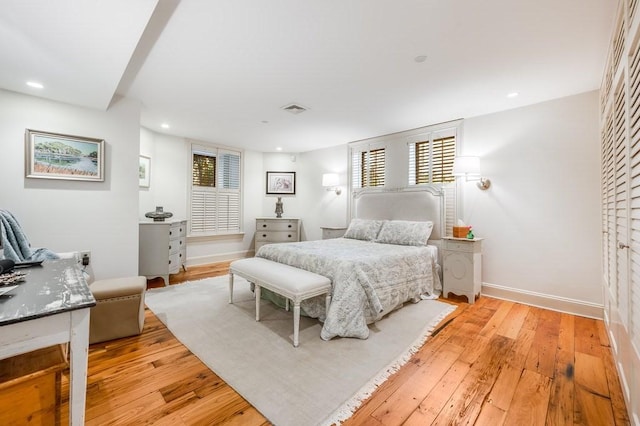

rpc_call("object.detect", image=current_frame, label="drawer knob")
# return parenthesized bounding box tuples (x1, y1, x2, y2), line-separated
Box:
(168, 260, 172, 265)
(288, 224, 292, 228)
(169, 245, 172, 250)
(288, 234, 292, 238)
(263, 234, 267, 237)
(262, 224, 267, 228)
(169, 231, 173, 236)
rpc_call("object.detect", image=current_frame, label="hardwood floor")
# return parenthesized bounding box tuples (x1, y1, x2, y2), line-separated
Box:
(58, 263, 630, 425)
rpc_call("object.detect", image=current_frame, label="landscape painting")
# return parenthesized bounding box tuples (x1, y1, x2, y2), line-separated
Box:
(25, 129, 104, 181)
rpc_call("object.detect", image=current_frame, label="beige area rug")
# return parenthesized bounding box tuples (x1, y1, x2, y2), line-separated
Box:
(145, 275, 456, 426)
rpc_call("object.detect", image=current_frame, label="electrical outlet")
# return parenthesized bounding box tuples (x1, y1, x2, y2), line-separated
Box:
(79, 251, 91, 266)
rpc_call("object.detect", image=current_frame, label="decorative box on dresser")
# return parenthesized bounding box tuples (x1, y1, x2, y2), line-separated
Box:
(321, 226, 347, 240)
(255, 217, 300, 252)
(139, 219, 187, 286)
(442, 237, 483, 304)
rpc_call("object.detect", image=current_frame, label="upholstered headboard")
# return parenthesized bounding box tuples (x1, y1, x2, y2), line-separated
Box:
(352, 186, 445, 241)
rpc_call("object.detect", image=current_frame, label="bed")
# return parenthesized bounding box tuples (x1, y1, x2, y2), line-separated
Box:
(255, 187, 445, 340)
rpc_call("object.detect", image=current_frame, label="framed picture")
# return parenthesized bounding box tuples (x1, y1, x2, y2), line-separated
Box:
(25, 129, 105, 182)
(139, 155, 151, 188)
(266, 171, 296, 195)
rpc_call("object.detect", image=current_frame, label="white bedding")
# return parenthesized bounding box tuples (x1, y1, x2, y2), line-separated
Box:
(256, 238, 441, 340)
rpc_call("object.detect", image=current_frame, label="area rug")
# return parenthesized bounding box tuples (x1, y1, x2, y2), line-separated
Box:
(145, 275, 456, 426)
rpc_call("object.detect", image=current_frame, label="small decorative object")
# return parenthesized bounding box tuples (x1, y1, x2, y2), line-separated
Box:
(466, 226, 475, 239)
(266, 171, 296, 195)
(145, 206, 173, 222)
(0, 270, 26, 286)
(25, 129, 105, 182)
(139, 155, 151, 188)
(275, 197, 284, 218)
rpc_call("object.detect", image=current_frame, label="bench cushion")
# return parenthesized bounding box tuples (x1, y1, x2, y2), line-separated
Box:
(230, 257, 330, 301)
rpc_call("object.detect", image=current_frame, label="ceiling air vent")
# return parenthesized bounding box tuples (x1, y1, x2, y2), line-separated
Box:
(282, 103, 308, 114)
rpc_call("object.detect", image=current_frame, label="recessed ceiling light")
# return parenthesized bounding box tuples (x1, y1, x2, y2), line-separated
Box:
(414, 55, 427, 63)
(161, 123, 170, 129)
(276, 147, 283, 151)
(507, 92, 519, 98)
(26, 81, 43, 89)
(261, 120, 269, 124)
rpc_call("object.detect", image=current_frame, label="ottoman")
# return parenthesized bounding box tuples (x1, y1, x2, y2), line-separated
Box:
(89, 276, 146, 344)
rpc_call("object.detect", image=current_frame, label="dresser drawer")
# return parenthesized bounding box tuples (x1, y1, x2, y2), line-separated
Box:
(256, 219, 298, 231)
(255, 231, 298, 243)
(169, 237, 185, 255)
(169, 222, 186, 238)
(168, 252, 181, 274)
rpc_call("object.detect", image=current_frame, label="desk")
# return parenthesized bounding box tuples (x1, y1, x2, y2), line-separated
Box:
(0, 258, 96, 425)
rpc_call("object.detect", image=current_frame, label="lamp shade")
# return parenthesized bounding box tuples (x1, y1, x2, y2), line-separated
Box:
(452, 156, 481, 176)
(322, 173, 339, 187)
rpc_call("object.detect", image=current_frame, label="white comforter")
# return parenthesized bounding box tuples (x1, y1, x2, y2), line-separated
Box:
(256, 238, 440, 340)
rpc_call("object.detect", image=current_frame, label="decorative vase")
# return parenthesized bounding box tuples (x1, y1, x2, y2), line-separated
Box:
(145, 206, 174, 222)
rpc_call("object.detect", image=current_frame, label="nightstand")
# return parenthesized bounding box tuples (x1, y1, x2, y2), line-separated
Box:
(321, 226, 347, 240)
(255, 217, 301, 251)
(442, 237, 483, 304)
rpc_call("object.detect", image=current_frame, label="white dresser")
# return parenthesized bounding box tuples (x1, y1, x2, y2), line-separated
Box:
(255, 217, 300, 252)
(139, 220, 187, 286)
(442, 237, 483, 304)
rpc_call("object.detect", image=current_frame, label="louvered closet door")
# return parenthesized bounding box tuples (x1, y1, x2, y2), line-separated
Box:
(603, 109, 616, 319)
(614, 76, 630, 332)
(629, 29, 640, 361)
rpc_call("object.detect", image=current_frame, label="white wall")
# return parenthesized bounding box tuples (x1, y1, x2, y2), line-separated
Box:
(261, 147, 349, 241)
(0, 90, 141, 279)
(462, 91, 602, 311)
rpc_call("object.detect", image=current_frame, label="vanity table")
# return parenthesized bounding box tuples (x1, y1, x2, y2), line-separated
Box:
(0, 258, 96, 425)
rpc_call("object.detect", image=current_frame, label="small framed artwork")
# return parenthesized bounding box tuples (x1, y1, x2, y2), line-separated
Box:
(139, 155, 151, 188)
(25, 129, 105, 182)
(266, 171, 296, 195)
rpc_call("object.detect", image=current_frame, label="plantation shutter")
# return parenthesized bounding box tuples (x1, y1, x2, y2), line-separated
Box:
(190, 145, 242, 235)
(351, 146, 385, 189)
(408, 133, 456, 185)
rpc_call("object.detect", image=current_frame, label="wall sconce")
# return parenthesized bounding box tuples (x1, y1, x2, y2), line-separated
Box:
(322, 173, 342, 195)
(452, 156, 491, 190)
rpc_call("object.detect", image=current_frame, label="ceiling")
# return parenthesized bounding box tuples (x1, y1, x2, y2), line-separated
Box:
(0, 0, 617, 153)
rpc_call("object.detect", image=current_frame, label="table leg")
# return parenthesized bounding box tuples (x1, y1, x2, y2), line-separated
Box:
(69, 308, 90, 426)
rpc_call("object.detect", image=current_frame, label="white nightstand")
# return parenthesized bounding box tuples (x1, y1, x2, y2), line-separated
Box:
(321, 226, 347, 240)
(442, 237, 483, 304)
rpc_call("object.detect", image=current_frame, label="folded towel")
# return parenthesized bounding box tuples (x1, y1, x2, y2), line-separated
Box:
(0, 210, 59, 262)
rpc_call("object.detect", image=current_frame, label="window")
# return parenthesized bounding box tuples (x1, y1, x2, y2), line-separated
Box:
(190, 144, 241, 236)
(409, 131, 457, 185)
(351, 147, 386, 189)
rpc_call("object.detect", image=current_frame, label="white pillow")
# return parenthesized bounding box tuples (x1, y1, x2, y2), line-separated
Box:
(343, 219, 385, 241)
(375, 220, 433, 246)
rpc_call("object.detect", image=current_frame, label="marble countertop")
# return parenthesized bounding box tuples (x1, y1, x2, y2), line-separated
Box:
(0, 258, 96, 326)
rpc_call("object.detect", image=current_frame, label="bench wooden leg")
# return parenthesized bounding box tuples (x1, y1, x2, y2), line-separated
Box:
(325, 293, 331, 314)
(293, 302, 301, 347)
(228, 273, 234, 304)
(255, 285, 261, 321)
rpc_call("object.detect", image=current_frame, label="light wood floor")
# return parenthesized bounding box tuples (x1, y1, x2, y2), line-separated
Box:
(58, 263, 630, 425)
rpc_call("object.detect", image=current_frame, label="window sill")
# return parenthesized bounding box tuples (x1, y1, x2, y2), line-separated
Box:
(187, 232, 245, 243)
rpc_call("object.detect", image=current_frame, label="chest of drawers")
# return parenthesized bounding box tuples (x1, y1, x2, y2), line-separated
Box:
(255, 218, 300, 252)
(139, 220, 187, 286)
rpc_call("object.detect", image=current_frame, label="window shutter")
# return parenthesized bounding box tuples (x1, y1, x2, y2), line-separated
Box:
(190, 145, 242, 235)
(351, 147, 385, 189)
(410, 135, 456, 185)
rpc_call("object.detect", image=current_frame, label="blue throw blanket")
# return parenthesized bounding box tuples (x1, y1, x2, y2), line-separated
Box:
(0, 210, 59, 262)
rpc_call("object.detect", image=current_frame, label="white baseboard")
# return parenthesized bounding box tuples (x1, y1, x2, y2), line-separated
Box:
(186, 250, 253, 267)
(481, 282, 604, 319)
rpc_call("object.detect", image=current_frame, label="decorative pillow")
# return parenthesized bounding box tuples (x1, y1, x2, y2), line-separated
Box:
(375, 220, 434, 246)
(343, 219, 385, 241)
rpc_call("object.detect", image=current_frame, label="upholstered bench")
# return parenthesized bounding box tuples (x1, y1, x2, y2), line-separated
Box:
(229, 257, 331, 347)
(88, 276, 146, 344)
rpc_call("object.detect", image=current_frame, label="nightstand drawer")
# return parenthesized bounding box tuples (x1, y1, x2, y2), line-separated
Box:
(444, 241, 473, 252)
